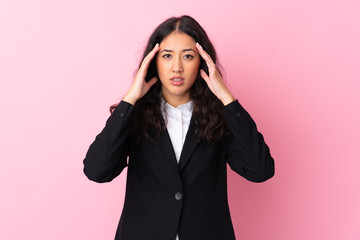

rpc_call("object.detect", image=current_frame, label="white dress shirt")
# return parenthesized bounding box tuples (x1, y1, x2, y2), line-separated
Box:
(161, 98, 193, 240)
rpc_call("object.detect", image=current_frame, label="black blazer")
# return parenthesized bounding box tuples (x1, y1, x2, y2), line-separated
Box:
(83, 100, 274, 240)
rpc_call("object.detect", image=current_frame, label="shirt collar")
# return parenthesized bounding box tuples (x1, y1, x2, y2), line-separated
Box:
(161, 97, 194, 113)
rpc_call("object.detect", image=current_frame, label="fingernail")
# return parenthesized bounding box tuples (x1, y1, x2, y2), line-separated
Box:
(196, 42, 202, 48)
(155, 43, 159, 48)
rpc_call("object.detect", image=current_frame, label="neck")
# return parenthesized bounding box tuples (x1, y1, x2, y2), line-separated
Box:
(161, 92, 191, 108)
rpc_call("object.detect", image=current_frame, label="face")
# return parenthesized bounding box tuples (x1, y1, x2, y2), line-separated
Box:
(156, 31, 200, 104)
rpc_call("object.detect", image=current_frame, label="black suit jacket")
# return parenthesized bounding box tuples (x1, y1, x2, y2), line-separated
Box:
(83, 100, 274, 240)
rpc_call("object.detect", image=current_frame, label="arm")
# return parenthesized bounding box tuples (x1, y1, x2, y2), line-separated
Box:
(83, 101, 135, 183)
(83, 43, 160, 183)
(222, 100, 274, 182)
(196, 43, 274, 182)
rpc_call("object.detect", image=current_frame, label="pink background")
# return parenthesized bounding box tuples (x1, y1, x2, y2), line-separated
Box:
(1, 0, 359, 239)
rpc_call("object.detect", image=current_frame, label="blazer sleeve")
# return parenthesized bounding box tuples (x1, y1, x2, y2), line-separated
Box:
(83, 101, 135, 183)
(222, 100, 275, 182)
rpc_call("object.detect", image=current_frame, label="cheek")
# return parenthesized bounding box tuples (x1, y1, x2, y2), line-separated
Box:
(156, 60, 170, 76)
(156, 61, 168, 84)
(189, 61, 200, 77)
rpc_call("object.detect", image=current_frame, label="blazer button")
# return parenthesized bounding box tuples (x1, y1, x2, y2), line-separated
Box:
(235, 112, 241, 118)
(120, 112, 125, 117)
(175, 192, 182, 200)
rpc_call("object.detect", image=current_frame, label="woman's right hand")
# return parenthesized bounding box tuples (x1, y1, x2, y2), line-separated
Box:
(122, 43, 160, 105)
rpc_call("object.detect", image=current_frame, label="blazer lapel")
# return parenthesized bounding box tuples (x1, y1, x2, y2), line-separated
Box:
(157, 129, 180, 174)
(156, 117, 199, 173)
(179, 118, 199, 171)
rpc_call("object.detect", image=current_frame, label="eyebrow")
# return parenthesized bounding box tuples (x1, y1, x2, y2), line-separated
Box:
(160, 48, 196, 53)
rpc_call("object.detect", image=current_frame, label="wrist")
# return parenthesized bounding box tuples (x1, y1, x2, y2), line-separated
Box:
(220, 93, 235, 106)
(122, 94, 137, 105)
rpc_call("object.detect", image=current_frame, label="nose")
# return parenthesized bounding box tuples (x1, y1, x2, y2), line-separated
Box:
(172, 57, 183, 73)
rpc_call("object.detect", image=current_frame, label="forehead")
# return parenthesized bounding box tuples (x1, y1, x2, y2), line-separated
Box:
(160, 31, 196, 49)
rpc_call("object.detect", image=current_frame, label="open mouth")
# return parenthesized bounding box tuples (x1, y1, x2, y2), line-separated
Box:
(170, 77, 184, 86)
(171, 79, 184, 86)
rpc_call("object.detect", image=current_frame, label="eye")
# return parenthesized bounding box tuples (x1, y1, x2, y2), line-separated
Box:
(184, 54, 194, 60)
(162, 54, 172, 59)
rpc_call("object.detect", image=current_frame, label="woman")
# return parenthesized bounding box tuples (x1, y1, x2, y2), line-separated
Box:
(83, 15, 274, 240)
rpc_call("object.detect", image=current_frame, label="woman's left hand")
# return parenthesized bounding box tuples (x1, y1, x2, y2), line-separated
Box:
(196, 43, 235, 105)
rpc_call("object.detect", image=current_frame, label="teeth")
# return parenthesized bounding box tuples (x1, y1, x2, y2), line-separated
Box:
(172, 79, 183, 81)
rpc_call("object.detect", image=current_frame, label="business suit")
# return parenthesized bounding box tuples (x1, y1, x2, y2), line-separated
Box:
(83, 99, 274, 240)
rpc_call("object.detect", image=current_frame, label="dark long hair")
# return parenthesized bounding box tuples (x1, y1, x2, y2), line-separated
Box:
(110, 15, 228, 142)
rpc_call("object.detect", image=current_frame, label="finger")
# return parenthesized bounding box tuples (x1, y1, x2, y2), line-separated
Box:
(147, 76, 158, 87)
(141, 43, 159, 67)
(196, 43, 215, 67)
(196, 43, 217, 76)
(141, 43, 160, 69)
(200, 69, 211, 85)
